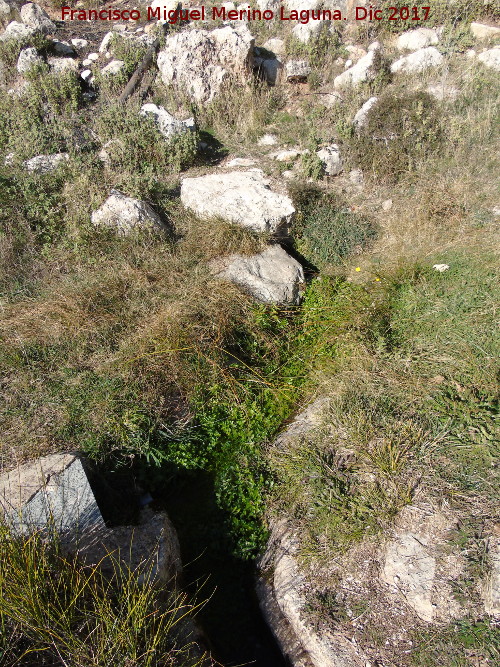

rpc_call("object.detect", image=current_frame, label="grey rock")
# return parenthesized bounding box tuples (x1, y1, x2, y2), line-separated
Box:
(181, 170, 295, 233)
(397, 28, 439, 51)
(48, 56, 79, 73)
(20, 2, 55, 34)
(334, 48, 379, 88)
(52, 39, 76, 56)
(140, 103, 195, 140)
(477, 46, 500, 71)
(292, 20, 328, 44)
(24, 152, 69, 173)
(285, 59, 310, 82)
(353, 96, 378, 129)
(91, 190, 167, 235)
(101, 59, 125, 76)
(0, 20, 36, 41)
(71, 37, 88, 49)
(391, 46, 443, 74)
(213, 245, 305, 304)
(157, 24, 254, 104)
(316, 144, 343, 176)
(17, 46, 43, 73)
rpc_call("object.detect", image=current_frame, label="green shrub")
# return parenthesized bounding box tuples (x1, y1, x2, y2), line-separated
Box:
(348, 91, 443, 183)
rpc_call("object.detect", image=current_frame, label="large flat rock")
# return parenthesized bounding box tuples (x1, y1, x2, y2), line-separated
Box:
(181, 170, 295, 233)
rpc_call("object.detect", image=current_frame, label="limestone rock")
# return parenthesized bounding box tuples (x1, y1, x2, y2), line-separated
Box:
(99, 31, 114, 53)
(101, 59, 125, 76)
(258, 133, 278, 146)
(397, 28, 439, 51)
(24, 152, 69, 173)
(140, 103, 195, 140)
(17, 46, 43, 73)
(345, 44, 367, 61)
(213, 245, 305, 304)
(353, 96, 378, 129)
(71, 38, 88, 49)
(0, 0, 12, 19)
(0, 20, 36, 41)
(48, 56, 79, 73)
(391, 46, 443, 74)
(471, 22, 500, 40)
(316, 144, 342, 176)
(226, 157, 256, 167)
(477, 46, 500, 71)
(0, 454, 104, 535)
(180, 170, 295, 233)
(334, 49, 379, 89)
(20, 2, 55, 34)
(157, 25, 254, 104)
(262, 37, 285, 57)
(91, 190, 166, 235)
(292, 20, 328, 44)
(285, 59, 310, 82)
(483, 534, 500, 617)
(271, 149, 302, 162)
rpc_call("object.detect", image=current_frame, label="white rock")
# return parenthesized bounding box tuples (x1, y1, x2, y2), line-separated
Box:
(493, 206, 500, 216)
(483, 535, 500, 617)
(271, 149, 301, 162)
(426, 84, 459, 101)
(391, 47, 443, 74)
(344, 59, 352, 69)
(324, 92, 343, 107)
(226, 157, 256, 167)
(99, 31, 114, 53)
(24, 152, 69, 173)
(285, 59, 310, 81)
(91, 190, 166, 235)
(214, 245, 304, 304)
(222, 1, 236, 10)
(157, 24, 254, 104)
(17, 47, 44, 74)
(433, 264, 450, 272)
(101, 59, 125, 76)
(140, 103, 195, 140)
(368, 41, 380, 52)
(262, 37, 285, 57)
(382, 199, 393, 211)
(0, 0, 12, 17)
(82, 59, 93, 67)
(353, 96, 378, 129)
(292, 20, 327, 44)
(48, 56, 79, 73)
(71, 38, 88, 49)
(20, 3, 55, 34)
(80, 69, 92, 81)
(334, 50, 378, 89)
(349, 168, 363, 185)
(0, 20, 36, 42)
(87, 53, 99, 61)
(316, 144, 342, 176)
(477, 46, 500, 71)
(282, 170, 294, 180)
(471, 22, 500, 40)
(345, 44, 367, 61)
(98, 139, 124, 165)
(397, 28, 439, 51)
(181, 170, 295, 233)
(258, 133, 278, 146)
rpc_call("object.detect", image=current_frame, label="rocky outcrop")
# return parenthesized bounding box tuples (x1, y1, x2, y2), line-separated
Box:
(470, 22, 500, 40)
(212, 245, 305, 304)
(353, 96, 378, 129)
(391, 46, 443, 74)
(180, 170, 295, 233)
(157, 25, 254, 103)
(140, 103, 195, 140)
(397, 28, 439, 51)
(0, 20, 36, 41)
(91, 190, 167, 235)
(477, 46, 500, 71)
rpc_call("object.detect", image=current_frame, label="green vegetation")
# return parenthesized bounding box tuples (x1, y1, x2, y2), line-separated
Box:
(0, 525, 206, 666)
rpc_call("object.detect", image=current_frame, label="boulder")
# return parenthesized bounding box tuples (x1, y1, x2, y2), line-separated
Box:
(157, 24, 254, 104)
(99, 31, 114, 53)
(397, 28, 439, 51)
(180, 170, 295, 233)
(292, 20, 328, 44)
(353, 96, 378, 129)
(285, 59, 310, 82)
(316, 144, 342, 176)
(0, 20, 36, 41)
(470, 22, 500, 40)
(0, 0, 12, 19)
(101, 59, 125, 76)
(52, 39, 75, 56)
(0, 454, 104, 536)
(16, 46, 43, 73)
(477, 46, 500, 71)
(213, 245, 305, 304)
(71, 38, 88, 49)
(48, 56, 79, 73)
(262, 37, 285, 57)
(91, 190, 167, 235)
(140, 103, 195, 140)
(24, 152, 69, 173)
(259, 57, 282, 85)
(333, 49, 378, 89)
(391, 46, 443, 74)
(19, 2, 55, 34)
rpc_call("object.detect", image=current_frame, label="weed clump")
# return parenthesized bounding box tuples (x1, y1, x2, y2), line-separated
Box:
(348, 91, 443, 183)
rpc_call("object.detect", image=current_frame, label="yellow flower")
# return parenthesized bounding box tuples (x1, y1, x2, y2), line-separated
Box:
(355, 267, 361, 272)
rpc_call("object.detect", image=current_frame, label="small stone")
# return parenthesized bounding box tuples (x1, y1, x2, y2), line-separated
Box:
(477, 46, 500, 71)
(80, 69, 92, 81)
(48, 57, 79, 73)
(86, 52, 99, 61)
(226, 157, 256, 167)
(316, 144, 343, 176)
(99, 31, 114, 53)
(349, 169, 363, 185)
(71, 38, 88, 49)
(285, 59, 310, 82)
(433, 264, 450, 272)
(382, 199, 393, 211)
(52, 40, 75, 56)
(397, 28, 439, 51)
(271, 149, 301, 162)
(258, 133, 278, 146)
(353, 96, 378, 129)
